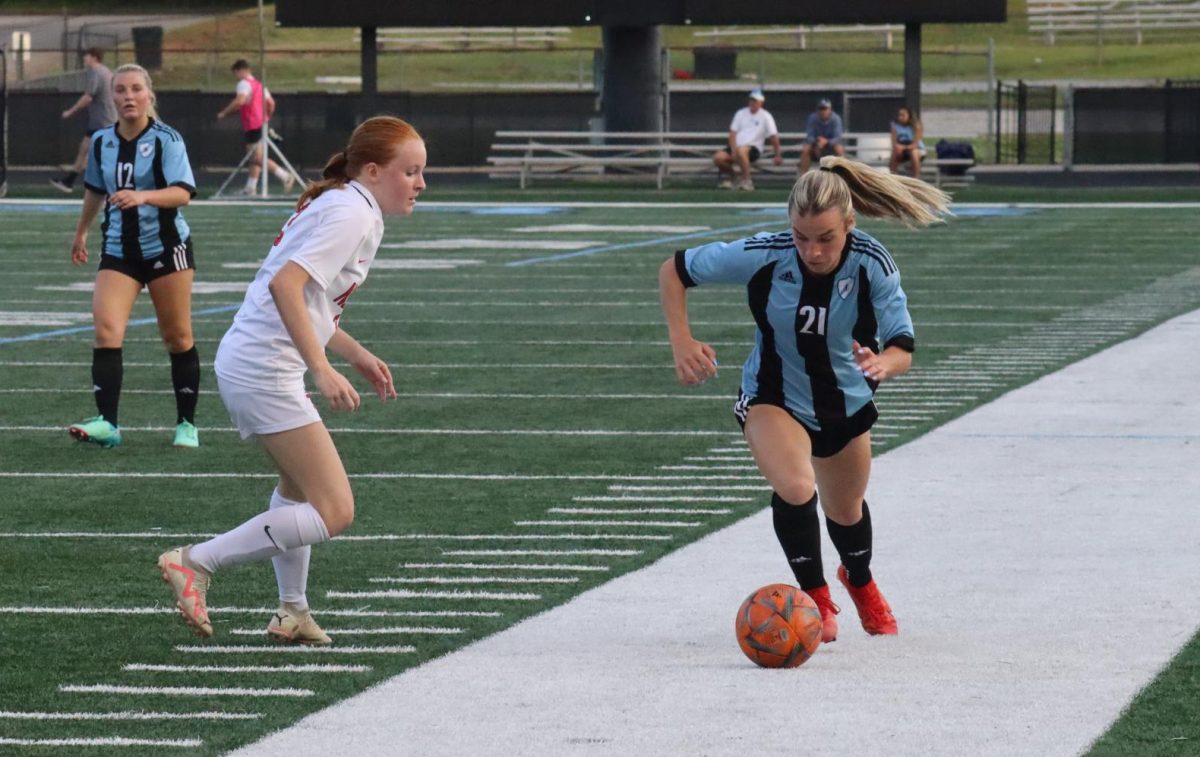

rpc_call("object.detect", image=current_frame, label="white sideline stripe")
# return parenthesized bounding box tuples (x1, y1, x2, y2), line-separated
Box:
(231, 627, 463, 636)
(0, 606, 500, 618)
(573, 495, 753, 502)
(124, 663, 372, 674)
(549, 507, 731, 515)
(327, 590, 540, 601)
(0, 710, 258, 721)
(514, 520, 702, 528)
(234, 310, 1200, 757)
(402, 562, 609, 572)
(367, 576, 578, 585)
(440, 549, 641, 557)
(0, 737, 203, 748)
(2, 425, 739, 437)
(60, 684, 312, 698)
(177, 645, 416, 654)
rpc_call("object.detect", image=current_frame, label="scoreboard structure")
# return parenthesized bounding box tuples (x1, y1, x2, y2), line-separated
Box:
(277, 1, 1006, 27)
(277, 0, 1007, 132)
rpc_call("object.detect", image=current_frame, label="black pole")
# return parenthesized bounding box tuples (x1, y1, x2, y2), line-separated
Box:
(361, 26, 378, 119)
(995, 80, 1002, 164)
(601, 25, 663, 133)
(1017, 80, 1027, 164)
(1049, 85, 1057, 164)
(904, 23, 922, 115)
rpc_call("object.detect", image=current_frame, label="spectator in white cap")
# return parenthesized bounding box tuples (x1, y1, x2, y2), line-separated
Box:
(799, 97, 846, 174)
(712, 88, 783, 191)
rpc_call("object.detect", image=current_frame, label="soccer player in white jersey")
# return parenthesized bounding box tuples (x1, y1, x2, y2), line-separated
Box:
(157, 117, 425, 643)
(660, 156, 950, 643)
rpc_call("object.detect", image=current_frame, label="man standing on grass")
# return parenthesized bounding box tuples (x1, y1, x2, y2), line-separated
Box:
(50, 49, 117, 194)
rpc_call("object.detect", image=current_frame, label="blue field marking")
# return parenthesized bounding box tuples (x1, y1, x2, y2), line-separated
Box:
(0, 304, 240, 346)
(505, 221, 784, 267)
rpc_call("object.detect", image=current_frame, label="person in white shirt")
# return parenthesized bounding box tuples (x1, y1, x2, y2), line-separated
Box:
(157, 116, 426, 645)
(712, 89, 784, 192)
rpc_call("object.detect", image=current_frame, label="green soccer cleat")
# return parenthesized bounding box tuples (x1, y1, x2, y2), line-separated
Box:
(173, 420, 199, 448)
(68, 416, 122, 448)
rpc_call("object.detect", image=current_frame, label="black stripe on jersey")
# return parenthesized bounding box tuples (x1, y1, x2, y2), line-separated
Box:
(747, 262, 785, 406)
(852, 266, 879, 356)
(673, 249, 697, 288)
(744, 241, 796, 251)
(84, 134, 106, 195)
(150, 121, 181, 142)
(116, 135, 143, 262)
(851, 239, 896, 276)
(796, 267, 846, 423)
(885, 334, 915, 352)
(349, 183, 374, 209)
(93, 137, 110, 255)
(151, 137, 184, 255)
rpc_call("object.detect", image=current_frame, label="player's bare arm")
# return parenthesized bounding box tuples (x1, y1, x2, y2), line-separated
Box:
(659, 257, 718, 385)
(328, 328, 396, 401)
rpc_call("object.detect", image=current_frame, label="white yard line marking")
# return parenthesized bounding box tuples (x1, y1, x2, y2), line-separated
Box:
(0, 710, 259, 721)
(549, 507, 731, 515)
(0, 473, 759, 482)
(514, 520, 703, 528)
(0, 530, 673, 542)
(574, 495, 753, 502)
(380, 239, 600, 250)
(0, 737, 203, 748)
(508, 224, 710, 233)
(607, 485, 769, 492)
(657, 465, 759, 471)
(685, 456, 752, 461)
(123, 663, 372, 674)
(0, 606, 500, 618)
(327, 590, 540, 601)
(402, 562, 609, 572)
(0, 388, 732, 401)
(439, 549, 641, 557)
(1, 425, 736, 437)
(176, 645, 416, 654)
(367, 576, 579, 585)
(230, 627, 464, 636)
(60, 684, 313, 698)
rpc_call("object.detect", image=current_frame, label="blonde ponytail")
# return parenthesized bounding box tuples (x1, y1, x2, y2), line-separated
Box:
(789, 156, 951, 228)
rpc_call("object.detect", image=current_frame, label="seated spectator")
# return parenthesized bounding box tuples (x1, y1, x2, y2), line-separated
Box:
(799, 98, 845, 174)
(889, 106, 926, 177)
(712, 89, 783, 192)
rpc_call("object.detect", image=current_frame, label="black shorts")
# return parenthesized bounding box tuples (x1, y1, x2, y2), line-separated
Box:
(98, 238, 195, 286)
(243, 127, 263, 144)
(732, 390, 878, 458)
(721, 146, 761, 163)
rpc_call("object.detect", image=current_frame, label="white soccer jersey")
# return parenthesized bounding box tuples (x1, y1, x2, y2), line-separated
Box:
(729, 107, 779, 151)
(215, 180, 385, 392)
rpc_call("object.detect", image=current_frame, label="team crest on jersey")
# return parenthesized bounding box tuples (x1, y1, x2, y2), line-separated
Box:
(138, 142, 153, 158)
(837, 276, 854, 299)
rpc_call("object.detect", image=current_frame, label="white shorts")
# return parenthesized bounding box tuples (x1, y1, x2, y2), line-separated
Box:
(217, 377, 322, 440)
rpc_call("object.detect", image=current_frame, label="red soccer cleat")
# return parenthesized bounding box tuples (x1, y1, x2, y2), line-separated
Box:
(837, 565, 898, 636)
(805, 584, 840, 643)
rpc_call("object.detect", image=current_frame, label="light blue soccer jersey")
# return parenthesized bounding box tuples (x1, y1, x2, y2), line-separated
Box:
(675, 228, 914, 429)
(83, 118, 196, 261)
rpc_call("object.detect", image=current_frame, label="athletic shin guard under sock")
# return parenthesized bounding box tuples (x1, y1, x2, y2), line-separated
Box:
(268, 488, 312, 609)
(826, 500, 874, 588)
(91, 347, 123, 426)
(771, 492, 826, 590)
(169, 346, 200, 424)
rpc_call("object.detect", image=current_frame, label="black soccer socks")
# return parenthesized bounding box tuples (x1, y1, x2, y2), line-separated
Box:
(92, 347, 123, 426)
(826, 500, 874, 588)
(771, 492, 826, 590)
(169, 346, 200, 424)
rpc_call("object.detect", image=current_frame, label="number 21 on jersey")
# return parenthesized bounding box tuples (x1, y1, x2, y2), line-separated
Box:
(798, 305, 827, 336)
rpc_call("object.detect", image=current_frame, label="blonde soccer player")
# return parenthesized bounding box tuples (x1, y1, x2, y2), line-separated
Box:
(158, 117, 425, 643)
(660, 156, 950, 642)
(67, 63, 200, 449)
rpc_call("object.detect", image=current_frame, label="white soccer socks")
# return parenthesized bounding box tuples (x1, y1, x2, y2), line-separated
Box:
(189, 496, 331, 574)
(268, 488, 313, 609)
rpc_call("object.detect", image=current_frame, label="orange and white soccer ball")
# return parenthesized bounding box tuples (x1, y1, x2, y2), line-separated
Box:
(734, 583, 822, 668)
